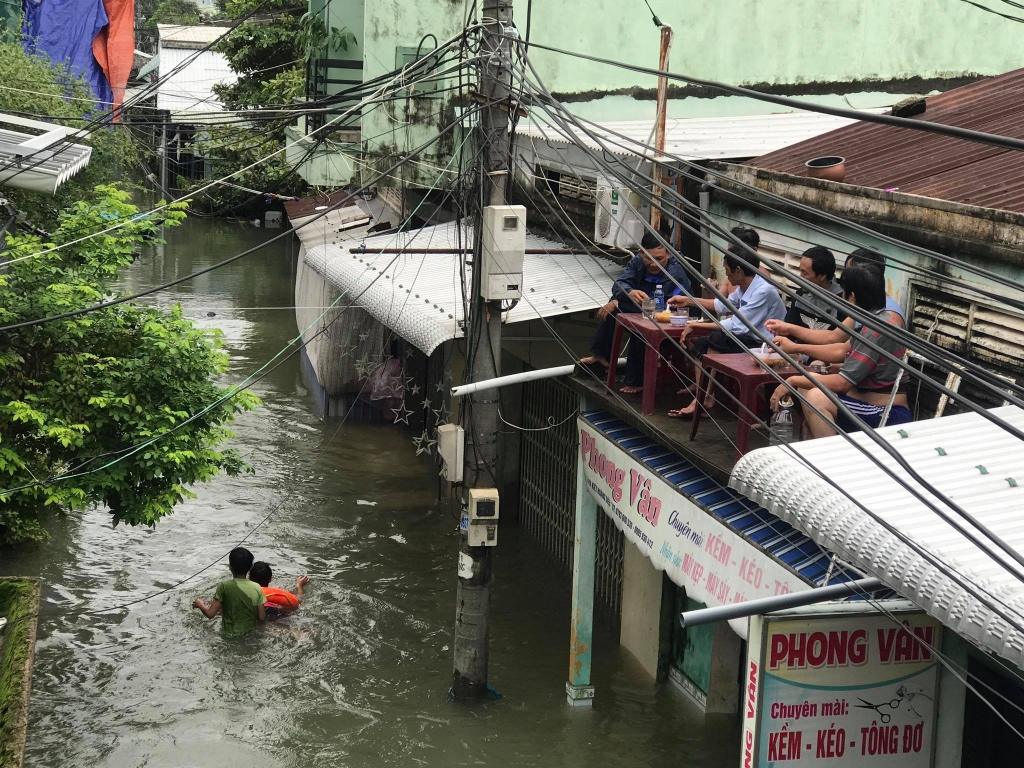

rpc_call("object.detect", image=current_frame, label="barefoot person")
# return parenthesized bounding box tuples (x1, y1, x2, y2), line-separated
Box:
(580, 231, 690, 394)
(666, 247, 785, 418)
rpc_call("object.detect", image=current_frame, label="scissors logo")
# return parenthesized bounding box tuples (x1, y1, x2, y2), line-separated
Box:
(855, 695, 903, 724)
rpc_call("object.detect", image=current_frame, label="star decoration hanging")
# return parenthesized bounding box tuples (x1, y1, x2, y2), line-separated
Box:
(434, 381, 447, 396)
(339, 343, 355, 359)
(408, 383, 421, 396)
(433, 404, 450, 423)
(405, 347, 415, 359)
(355, 356, 375, 379)
(421, 397, 433, 412)
(359, 331, 369, 342)
(413, 429, 432, 456)
(392, 403, 413, 425)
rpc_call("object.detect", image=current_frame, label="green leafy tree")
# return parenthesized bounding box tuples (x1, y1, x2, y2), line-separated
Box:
(0, 185, 258, 544)
(181, 0, 355, 212)
(144, 0, 203, 27)
(0, 41, 140, 227)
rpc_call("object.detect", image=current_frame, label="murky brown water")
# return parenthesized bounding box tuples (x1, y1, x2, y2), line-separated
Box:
(0, 216, 737, 767)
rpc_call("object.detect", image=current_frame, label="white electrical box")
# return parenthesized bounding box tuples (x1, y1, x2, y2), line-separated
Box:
(480, 204, 525, 300)
(436, 424, 464, 483)
(467, 487, 499, 547)
(594, 181, 643, 248)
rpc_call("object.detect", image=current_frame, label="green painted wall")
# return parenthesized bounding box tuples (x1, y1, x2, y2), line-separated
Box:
(316, 0, 364, 75)
(526, 0, 1024, 96)
(305, 0, 1024, 188)
(356, 0, 466, 187)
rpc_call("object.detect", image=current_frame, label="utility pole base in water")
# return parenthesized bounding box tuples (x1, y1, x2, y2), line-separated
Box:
(452, 544, 492, 699)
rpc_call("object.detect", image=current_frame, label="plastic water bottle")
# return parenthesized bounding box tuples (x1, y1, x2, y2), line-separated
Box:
(770, 395, 797, 446)
(653, 284, 666, 312)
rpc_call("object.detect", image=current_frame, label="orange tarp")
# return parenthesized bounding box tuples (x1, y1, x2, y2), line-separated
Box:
(92, 0, 134, 120)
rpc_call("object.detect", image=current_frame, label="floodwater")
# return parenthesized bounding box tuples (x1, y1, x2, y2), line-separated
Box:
(0, 216, 737, 767)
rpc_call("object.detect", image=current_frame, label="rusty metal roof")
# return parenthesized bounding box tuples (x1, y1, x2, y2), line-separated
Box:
(748, 68, 1024, 213)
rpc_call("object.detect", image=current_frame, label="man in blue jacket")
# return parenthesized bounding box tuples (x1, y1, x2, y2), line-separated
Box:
(580, 231, 691, 393)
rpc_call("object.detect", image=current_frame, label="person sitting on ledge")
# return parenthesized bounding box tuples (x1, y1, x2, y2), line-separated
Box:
(768, 265, 911, 438)
(665, 246, 785, 418)
(579, 231, 690, 394)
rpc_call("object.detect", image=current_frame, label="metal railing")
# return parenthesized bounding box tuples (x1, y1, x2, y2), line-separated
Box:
(305, 57, 363, 136)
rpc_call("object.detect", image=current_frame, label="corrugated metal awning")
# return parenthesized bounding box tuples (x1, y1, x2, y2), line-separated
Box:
(730, 406, 1024, 669)
(518, 109, 887, 162)
(301, 220, 616, 354)
(0, 114, 92, 194)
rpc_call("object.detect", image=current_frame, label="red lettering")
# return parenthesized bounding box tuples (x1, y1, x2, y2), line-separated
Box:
(807, 632, 828, 668)
(629, 469, 643, 506)
(878, 628, 896, 663)
(913, 626, 934, 661)
(746, 662, 758, 718)
(770, 634, 788, 670)
(788, 633, 807, 669)
(849, 630, 868, 665)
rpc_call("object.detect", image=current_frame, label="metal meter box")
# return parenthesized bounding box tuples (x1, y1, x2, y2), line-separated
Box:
(480, 205, 525, 300)
(467, 487, 499, 547)
(436, 424, 464, 483)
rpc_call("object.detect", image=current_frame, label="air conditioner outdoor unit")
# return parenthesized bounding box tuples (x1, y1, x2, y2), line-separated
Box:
(594, 181, 643, 249)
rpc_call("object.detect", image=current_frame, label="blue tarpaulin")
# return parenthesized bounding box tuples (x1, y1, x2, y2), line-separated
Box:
(22, 0, 112, 108)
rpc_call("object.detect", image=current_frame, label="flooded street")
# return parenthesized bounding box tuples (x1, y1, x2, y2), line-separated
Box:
(0, 217, 736, 767)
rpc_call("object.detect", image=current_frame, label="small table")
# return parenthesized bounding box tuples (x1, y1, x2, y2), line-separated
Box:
(689, 352, 800, 460)
(606, 313, 707, 416)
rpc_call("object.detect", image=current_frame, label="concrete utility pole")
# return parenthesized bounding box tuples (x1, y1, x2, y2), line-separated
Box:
(452, 0, 513, 700)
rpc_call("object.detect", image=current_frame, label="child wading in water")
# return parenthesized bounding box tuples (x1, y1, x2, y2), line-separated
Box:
(193, 547, 266, 637)
(248, 561, 310, 617)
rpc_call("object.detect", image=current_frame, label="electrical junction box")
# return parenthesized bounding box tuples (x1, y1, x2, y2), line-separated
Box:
(480, 205, 525, 300)
(436, 424, 464, 483)
(467, 487, 499, 547)
(594, 181, 643, 249)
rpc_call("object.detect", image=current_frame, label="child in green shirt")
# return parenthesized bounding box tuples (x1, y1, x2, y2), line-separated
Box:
(193, 547, 266, 638)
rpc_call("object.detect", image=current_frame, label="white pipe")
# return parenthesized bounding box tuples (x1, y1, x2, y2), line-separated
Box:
(680, 577, 883, 629)
(451, 360, 625, 397)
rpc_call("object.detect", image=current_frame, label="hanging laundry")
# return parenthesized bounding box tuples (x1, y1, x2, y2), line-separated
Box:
(22, 0, 113, 110)
(92, 0, 135, 120)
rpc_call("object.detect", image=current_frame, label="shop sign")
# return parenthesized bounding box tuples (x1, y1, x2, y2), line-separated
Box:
(742, 607, 941, 767)
(578, 421, 807, 612)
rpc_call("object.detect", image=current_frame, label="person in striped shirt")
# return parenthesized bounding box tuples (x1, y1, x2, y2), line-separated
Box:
(769, 266, 911, 438)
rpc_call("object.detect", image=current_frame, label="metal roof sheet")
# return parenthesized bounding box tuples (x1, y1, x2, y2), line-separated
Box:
(156, 36, 237, 119)
(298, 220, 616, 354)
(730, 405, 1024, 669)
(156, 24, 231, 48)
(583, 410, 860, 588)
(517, 110, 887, 162)
(747, 68, 1024, 213)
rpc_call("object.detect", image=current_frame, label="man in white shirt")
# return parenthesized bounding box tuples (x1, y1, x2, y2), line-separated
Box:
(666, 246, 786, 418)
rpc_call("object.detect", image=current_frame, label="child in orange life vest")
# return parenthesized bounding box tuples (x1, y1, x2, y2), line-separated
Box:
(248, 561, 310, 617)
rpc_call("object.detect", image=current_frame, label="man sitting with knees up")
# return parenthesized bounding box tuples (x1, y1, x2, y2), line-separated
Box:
(769, 265, 911, 438)
(666, 246, 785, 418)
(579, 231, 690, 393)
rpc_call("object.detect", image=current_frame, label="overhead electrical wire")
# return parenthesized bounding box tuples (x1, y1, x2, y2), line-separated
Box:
(510, 59, 1024, 624)
(517, 67, 1024, 414)
(0, 98, 493, 335)
(0, 45, 482, 268)
(2, 150, 476, 507)
(520, 38, 1024, 153)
